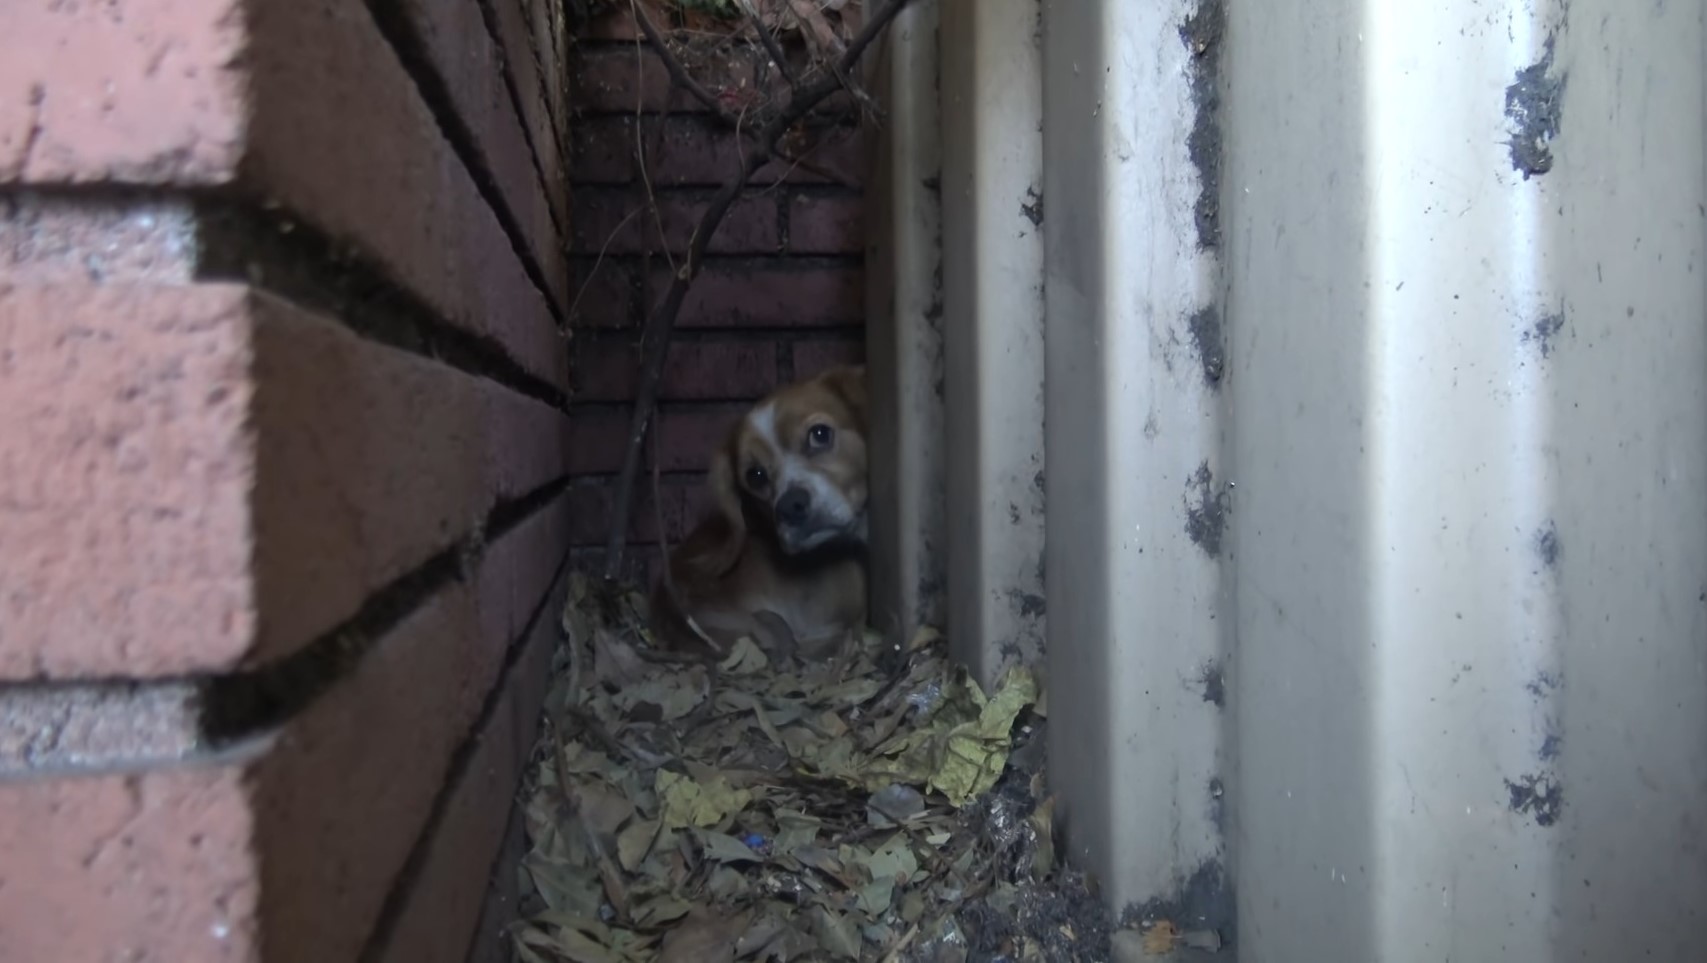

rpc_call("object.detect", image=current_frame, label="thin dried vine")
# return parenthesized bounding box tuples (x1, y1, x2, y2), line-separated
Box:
(601, 0, 915, 580)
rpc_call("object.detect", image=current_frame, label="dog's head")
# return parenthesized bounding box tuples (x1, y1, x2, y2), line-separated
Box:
(682, 365, 869, 577)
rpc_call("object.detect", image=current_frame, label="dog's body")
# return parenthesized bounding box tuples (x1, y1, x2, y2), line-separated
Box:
(651, 365, 869, 659)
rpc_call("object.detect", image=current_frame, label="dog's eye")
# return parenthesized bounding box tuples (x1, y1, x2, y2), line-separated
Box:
(744, 465, 769, 490)
(806, 424, 835, 450)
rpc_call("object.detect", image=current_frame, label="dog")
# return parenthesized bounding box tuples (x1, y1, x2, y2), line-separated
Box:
(650, 364, 869, 660)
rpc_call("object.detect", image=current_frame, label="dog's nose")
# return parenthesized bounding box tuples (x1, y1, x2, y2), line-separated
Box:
(775, 486, 812, 525)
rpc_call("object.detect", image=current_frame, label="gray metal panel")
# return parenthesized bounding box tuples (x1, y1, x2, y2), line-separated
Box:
(1039, 0, 1229, 923)
(940, 0, 1047, 686)
(1225, 0, 1707, 959)
(864, 1, 946, 646)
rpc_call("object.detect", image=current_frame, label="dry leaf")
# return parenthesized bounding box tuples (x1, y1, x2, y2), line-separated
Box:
(658, 907, 751, 963)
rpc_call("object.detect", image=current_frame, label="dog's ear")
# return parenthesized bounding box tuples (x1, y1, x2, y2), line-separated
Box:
(817, 364, 868, 433)
(670, 434, 748, 580)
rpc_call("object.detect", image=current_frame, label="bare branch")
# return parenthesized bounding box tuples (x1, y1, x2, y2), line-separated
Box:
(603, 0, 918, 579)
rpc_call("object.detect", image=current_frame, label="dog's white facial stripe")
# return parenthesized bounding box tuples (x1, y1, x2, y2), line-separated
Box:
(743, 401, 859, 542)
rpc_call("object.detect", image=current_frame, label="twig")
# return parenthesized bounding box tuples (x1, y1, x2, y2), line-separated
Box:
(632, 3, 734, 123)
(739, 0, 798, 88)
(603, 0, 918, 579)
(651, 426, 727, 654)
(552, 732, 631, 918)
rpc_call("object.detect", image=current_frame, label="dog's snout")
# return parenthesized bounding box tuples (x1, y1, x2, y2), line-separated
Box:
(776, 486, 812, 525)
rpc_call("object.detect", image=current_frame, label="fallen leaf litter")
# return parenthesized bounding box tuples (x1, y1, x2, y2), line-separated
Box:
(505, 572, 1126, 962)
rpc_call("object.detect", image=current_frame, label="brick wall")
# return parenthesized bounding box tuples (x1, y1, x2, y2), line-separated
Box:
(564, 7, 869, 580)
(0, 1, 571, 960)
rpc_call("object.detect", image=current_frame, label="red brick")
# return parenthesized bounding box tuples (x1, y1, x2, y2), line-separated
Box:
(569, 259, 640, 329)
(793, 337, 865, 376)
(252, 292, 568, 666)
(370, 564, 565, 963)
(567, 403, 739, 475)
(570, 112, 866, 190)
(569, 544, 661, 587)
(572, 190, 780, 256)
(572, 46, 777, 115)
(584, 6, 645, 40)
(0, 765, 260, 963)
(397, 0, 567, 309)
(653, 262, 864, 328)
(657, 405, 743, 470)
(0, 0, 248, 183)
(570, 478, 709, 545)
(571, 47, 673, 112)
(789, 193, 865, 254)
(571, 115, 642, 184)
(574, 339, 778, 402)
(0, 284, 256, 680)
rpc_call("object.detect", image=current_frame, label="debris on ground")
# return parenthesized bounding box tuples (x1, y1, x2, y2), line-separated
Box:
(506, 572, 1118, 962)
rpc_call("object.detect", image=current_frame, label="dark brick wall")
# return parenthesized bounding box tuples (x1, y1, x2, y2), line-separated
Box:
(566, 7, 869, 579)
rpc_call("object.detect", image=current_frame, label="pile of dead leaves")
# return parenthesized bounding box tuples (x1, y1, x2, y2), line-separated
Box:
(505, 573, 1108, 962)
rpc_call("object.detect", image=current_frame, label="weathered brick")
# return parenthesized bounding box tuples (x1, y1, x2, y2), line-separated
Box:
(793, 337, 866, 376)
(0, 0, 248, 183)
(655, 262, 864, 328)
(490, 0, 569, 235)
(253, 292, 568, 666)
(789, 193, 864, 254)
(0, 284, 256, 680)
(0, 765, 259, 963)
(574, 339, 778, 402)
(519, 0, 571, 156)
(395, 0, 567, 309)
(571, 189, 780, 256)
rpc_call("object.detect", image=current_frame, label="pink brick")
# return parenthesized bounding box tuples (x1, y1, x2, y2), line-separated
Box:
(655, 262, 864, 328)
(0, 283, 569, 681)
(789, 193, 865, 254)
(0, 284, 256, 680)
(793, 338, 866, 377)
(571, 190, 779, 256)
(398, 0, 567, 309)
(0, 516, 566, 963)
(0, 0, 248, 183)
(1, 0, 566, 391)
(574, 339, 778, 402)
(0, 766, 259, 963)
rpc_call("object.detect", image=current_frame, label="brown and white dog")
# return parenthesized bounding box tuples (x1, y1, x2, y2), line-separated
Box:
(650, 364, 869, 660)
